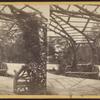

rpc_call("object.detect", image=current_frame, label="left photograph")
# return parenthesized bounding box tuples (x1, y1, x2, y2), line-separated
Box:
(0, 4, 48, 95)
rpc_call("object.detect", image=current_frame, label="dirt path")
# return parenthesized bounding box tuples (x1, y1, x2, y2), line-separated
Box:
(47, 72, 100, 96)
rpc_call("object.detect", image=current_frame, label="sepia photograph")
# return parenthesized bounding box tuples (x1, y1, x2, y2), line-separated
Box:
(0, 2, 100, 99)
(0, 4, 48, 95)
(47, 4, 100, 96)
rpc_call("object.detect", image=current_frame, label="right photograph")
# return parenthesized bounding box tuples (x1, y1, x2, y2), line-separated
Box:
(47, 4, 100, 96)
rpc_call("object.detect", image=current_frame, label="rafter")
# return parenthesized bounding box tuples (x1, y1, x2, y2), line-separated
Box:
(52, 13, 94, 42)
(75, 5, 100, 18)
(52, 5, 100, 22)
(82, 19, 90, 32)
(51, 15, 75, 44)
(49, 28, 69, 40)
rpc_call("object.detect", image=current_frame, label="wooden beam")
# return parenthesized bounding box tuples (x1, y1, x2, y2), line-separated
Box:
(75, 5, 100, 19)
(52, 9, 90, 16)
(57, 19, 98, 24)
(61, 26, 92, 28)
(52, 5, 100, 22)
(0, 5, 7, 12)
(75, 43, 80, 51)
(93, 6, 99, 12)
(49, 28, 69, 40)
(82, 19, 90, 32)
(50, 22, 66, 35)
(52, 13, 94, 42)
(51, 15, 75, 44)
(54, 13, 94, 21)
(26, 5, 47, 21)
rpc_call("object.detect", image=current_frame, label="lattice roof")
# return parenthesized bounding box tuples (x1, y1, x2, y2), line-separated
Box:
(0, 5, 47, 42)
(49, 5, 100, 44)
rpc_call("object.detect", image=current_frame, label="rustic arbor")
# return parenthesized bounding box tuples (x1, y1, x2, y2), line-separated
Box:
(49, 5, 100, 71)
(0, 5, 47, 94)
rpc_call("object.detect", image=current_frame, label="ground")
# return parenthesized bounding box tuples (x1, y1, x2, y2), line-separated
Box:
(1, 63, 100, 96)
(47, 72, 100, 96)
(0, 63, 23, 95)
